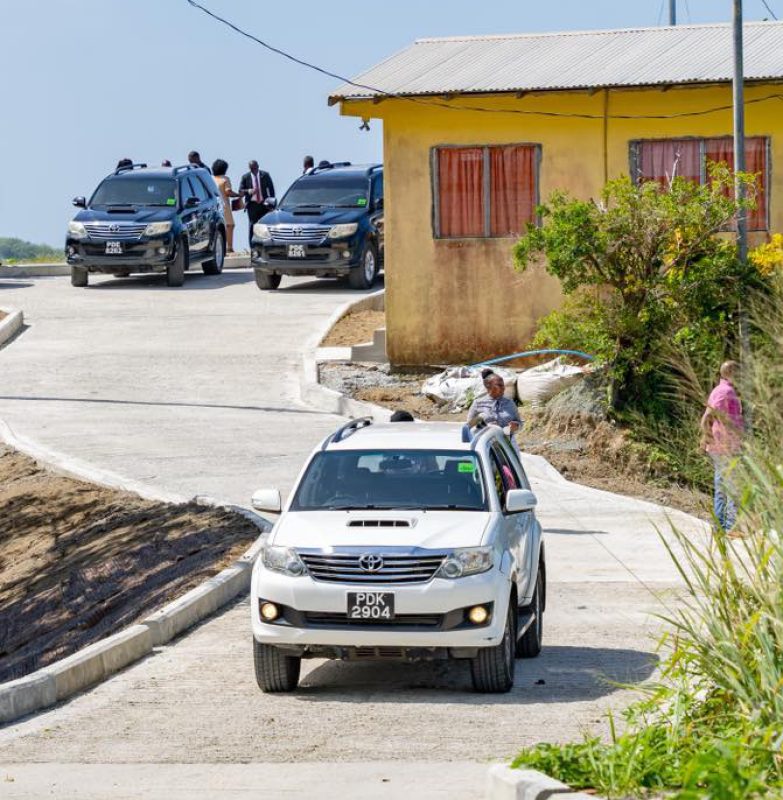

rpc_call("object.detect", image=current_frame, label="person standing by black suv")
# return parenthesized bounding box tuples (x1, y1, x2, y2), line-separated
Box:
(239, 160, 275, 249)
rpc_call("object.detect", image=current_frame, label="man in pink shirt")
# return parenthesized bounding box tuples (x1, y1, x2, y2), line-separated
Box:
(700, 360, 744, 531)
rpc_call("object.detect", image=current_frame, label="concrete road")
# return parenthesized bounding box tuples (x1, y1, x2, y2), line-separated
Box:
(0, 271, 705, 799)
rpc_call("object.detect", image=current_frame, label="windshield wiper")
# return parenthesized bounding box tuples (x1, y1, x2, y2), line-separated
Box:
(425, 504, 483, 511)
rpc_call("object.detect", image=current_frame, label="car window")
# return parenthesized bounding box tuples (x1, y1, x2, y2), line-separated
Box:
(371, 173, 383, 203)
(488, 452, 506, 508)
(195, 175, 215, 199)
(90, 177, 177, 207)
(280, 176, 369, 210)
(290, 449, 488, 511)
(490, 443, 520, 510)
(496, 438, 529, 489)
(180, 178, 197, 205)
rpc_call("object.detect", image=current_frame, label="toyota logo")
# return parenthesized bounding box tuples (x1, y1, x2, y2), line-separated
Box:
(292, 226, 303, 236)
(109, 224, 120, 233)
(358, 553, 384, 573)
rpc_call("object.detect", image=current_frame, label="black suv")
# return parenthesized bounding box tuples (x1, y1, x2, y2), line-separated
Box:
(66, 163, 226, 287)
(251, 162, 383, 290)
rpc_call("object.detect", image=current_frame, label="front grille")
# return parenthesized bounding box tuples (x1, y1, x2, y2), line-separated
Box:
(299, 552, 445, 584)
(303, 612, 443, 628)
(85, 223, 147, 241)
(270, 224, 331, 242)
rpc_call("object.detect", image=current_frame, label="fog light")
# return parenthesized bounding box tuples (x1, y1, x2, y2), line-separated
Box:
(342, 250, 351, 258)
(468, 605, 489, 625)
(260, 601, 280, 621)
(157, 246, 168, 255)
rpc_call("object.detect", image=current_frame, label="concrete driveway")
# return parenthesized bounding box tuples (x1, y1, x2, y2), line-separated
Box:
(0, 270, 704, 799)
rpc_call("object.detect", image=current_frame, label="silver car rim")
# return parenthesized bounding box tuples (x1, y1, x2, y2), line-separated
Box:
(364, 249, 375, 283)
(215, 235, 224, 270)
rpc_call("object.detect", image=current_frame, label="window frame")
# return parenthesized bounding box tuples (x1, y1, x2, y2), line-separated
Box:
(629, 135, 771, 232)
(431, 142, 542, 240)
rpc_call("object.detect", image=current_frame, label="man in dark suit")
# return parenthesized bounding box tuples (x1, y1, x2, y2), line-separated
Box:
(239, 160, 275, 249)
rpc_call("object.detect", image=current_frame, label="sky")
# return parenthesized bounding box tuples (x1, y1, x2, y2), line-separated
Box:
(1, 0, 778, 247)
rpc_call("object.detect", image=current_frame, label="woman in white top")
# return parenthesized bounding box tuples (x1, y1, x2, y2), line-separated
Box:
(211, 159, 240, 253)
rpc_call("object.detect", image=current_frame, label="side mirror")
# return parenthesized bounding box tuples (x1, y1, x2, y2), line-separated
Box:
(251, 488, 282, 514)
(185, 196, 200, 208)
(264, 197, 276, 209)
(505, 489, 537, 513)
(73, 196, 86, 208)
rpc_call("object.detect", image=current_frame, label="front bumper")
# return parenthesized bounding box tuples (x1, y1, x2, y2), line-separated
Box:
(251, 238, 359, 276)
(251, 566, 511, 651)
(65, 236, 175, 272)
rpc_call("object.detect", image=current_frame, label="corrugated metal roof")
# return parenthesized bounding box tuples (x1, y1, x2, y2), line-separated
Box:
(330, 22, 783, 101)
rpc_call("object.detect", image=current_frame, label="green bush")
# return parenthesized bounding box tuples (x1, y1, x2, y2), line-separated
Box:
(531, 291, 614, 362)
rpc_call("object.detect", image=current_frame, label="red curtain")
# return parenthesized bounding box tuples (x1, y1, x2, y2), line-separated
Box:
(490, 145, 536, 236)
(705, 136, 768, 231)
(438, 148, 484, 237)
(638, 139, 701, 186)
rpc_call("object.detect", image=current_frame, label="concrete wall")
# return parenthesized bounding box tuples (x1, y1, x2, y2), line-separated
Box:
(341, 83, 783, 365)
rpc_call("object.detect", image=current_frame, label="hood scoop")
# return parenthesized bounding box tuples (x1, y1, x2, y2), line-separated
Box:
(346, 519, 415, 528)
(106, 206, 137, 214)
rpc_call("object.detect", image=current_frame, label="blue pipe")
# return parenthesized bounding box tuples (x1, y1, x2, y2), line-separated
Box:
(469, 348, 595, 368)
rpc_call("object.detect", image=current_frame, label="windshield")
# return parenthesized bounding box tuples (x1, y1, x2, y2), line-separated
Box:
(291, 450, 488, 511)
(91, 177, 177, 207)
(280, 177, 368, 210)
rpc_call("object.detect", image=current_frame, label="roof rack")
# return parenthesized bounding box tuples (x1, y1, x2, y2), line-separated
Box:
(173, 164, 199, 174)
(324, 416, 373, 448)
(114, 162, 148, 175)
(368, 164, 383, 173)
(309, 161, 352, 175)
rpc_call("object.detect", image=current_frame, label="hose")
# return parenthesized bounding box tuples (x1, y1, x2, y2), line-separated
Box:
(469, 348, 594, 368)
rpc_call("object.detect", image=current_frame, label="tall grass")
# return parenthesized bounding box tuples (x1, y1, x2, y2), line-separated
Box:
(512, 280, 783, 799)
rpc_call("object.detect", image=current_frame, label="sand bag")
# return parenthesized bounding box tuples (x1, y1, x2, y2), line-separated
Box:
(515, 357, 584, 407)
(422, 366, 516, 412)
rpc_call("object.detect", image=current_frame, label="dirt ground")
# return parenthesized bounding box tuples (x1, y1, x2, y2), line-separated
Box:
(321, 310, 385, 346)
(0, 446, 261, 683)
(320, 362, 710, 518)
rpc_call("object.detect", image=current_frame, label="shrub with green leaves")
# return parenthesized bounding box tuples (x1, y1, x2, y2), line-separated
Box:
(514, 168, 761, 412)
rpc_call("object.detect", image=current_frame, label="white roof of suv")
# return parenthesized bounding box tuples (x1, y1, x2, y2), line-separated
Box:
(325, 421, 475, 452)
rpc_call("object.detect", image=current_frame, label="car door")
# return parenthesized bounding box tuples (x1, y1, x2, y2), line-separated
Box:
(179, 177, 200, 254)
(188, 176, 212, 253)
(486, 443, 523, 587)
(490, 439, 532, 600)
(370, 172, 384, 261)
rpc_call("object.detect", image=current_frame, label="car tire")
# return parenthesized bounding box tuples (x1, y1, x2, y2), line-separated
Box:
(516, 569, 544, 659)
(348, 241, 378, 290)
(71, 266, 88, 287)
(470, 596, 516, 693)
(253, 640, 301, 693)
(202, 230, 225, 275)
(254, 270, 282, 290)
(167, 240, 187, 287)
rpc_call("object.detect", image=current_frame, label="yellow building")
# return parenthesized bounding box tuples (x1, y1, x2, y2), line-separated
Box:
(330, 21, 783, 365)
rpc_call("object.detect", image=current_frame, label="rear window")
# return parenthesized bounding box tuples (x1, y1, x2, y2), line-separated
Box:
(91, 177, 177, 207)
(290, 450, 488, 512)
(280, 176, 368, 210)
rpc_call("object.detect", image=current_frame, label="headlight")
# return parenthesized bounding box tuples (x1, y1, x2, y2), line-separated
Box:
(143, 221, 172, 236)
(68, 221, 87, 239)
(436, 547, 493, 579)
(262, 545, 307, 577)
(327, 223, 358, 239)
(253, 223, 272, 241)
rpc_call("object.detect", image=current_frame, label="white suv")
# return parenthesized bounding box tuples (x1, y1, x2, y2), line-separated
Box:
(250, 418, 546, 694)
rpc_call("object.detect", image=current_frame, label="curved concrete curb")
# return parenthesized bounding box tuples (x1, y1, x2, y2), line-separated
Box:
(485, 766, 600, 799)
(0, 307, 24, 349)
(0, 427, 271, 726)
(299, 287, 392, 421)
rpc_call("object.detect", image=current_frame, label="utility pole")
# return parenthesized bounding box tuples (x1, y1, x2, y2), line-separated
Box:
(733, 0, 752, 420)
(669, 0, 677, 25)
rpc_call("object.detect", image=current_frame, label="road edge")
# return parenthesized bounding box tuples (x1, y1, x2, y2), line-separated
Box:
(0, 307, 23, 349)
(485, 765, 600, 799)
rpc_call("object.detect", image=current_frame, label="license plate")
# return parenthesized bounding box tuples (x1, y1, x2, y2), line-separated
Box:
(287, 244, 306, 258)
(347, 591, 395, 620)
(105, 241, 122, 254)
